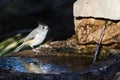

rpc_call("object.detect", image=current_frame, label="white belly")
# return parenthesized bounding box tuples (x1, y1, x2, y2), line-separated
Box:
(29, 33, 46, 46)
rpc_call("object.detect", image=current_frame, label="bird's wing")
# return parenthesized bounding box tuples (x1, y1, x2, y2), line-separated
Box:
(24, 28, 40, 42)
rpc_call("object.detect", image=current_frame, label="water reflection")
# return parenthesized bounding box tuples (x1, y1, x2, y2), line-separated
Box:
(0, 57, 27, 73)
(0, 56, 93, 74)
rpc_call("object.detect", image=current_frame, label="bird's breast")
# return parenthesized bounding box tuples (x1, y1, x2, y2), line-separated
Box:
(30, 32, 47, 46)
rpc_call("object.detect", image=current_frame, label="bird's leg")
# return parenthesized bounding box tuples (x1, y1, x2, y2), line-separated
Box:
(30, 46, 40, 52)
(39, 45, 45, 48)
(38, 43, 52, 49)
(39, 40, 53, 49)
(39, 44, 52, 48)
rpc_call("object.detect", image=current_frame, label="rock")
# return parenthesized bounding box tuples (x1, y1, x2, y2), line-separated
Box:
(74, 0, 120, 20)
(75, 18, 120, 45)
(0, 54, 120, 80)
(114, 72, 120, 80)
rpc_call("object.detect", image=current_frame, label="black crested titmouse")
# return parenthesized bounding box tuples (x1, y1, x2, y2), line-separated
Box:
(14, 23, 49, 52)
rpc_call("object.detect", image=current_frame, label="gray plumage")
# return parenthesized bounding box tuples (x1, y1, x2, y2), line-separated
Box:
(13, 43, 25, 52)
(14, 23, 49, 52)
(24, 26, 42, 42)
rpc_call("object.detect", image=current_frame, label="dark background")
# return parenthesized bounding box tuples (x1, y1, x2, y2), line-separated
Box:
(0, 0, 76, 41)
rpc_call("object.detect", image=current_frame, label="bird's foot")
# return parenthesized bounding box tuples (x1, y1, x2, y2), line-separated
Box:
(32, 49, 40, 52)
(39, 44, 52, 49)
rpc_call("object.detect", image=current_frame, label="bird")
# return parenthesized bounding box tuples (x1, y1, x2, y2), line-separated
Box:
(13, 23, 49, 52)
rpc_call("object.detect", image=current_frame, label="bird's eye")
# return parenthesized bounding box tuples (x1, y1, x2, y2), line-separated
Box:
(41, 26, 48, 30)
(42, 26, 44, 29)
(41, 26, 45, 29)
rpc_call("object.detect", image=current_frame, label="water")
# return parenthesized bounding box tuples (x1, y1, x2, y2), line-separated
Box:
(0, 56, 93, 74)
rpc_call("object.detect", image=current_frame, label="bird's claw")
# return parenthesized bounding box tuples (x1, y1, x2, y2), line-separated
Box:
(32, 49, 40, 52)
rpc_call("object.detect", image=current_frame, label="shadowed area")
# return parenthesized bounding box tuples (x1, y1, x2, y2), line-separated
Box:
(0, 0, 76, 41)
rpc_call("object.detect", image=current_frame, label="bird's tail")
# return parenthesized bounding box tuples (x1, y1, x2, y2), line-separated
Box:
(13, 43, 25, 53)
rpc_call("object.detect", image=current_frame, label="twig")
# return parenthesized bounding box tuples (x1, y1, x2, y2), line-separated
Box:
(93, 20, 112, 63)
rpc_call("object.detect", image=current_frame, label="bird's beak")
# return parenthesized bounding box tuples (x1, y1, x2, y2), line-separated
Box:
(47, 27, 50, 30)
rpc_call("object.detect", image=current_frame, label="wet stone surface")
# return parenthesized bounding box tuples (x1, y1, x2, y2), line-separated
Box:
(0, 54, 120, 80)
(0, 56, 93, 74)
(0, 38, 120, 80)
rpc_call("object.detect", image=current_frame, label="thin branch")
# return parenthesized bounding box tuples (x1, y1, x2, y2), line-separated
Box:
(93, 21, 112, 63)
